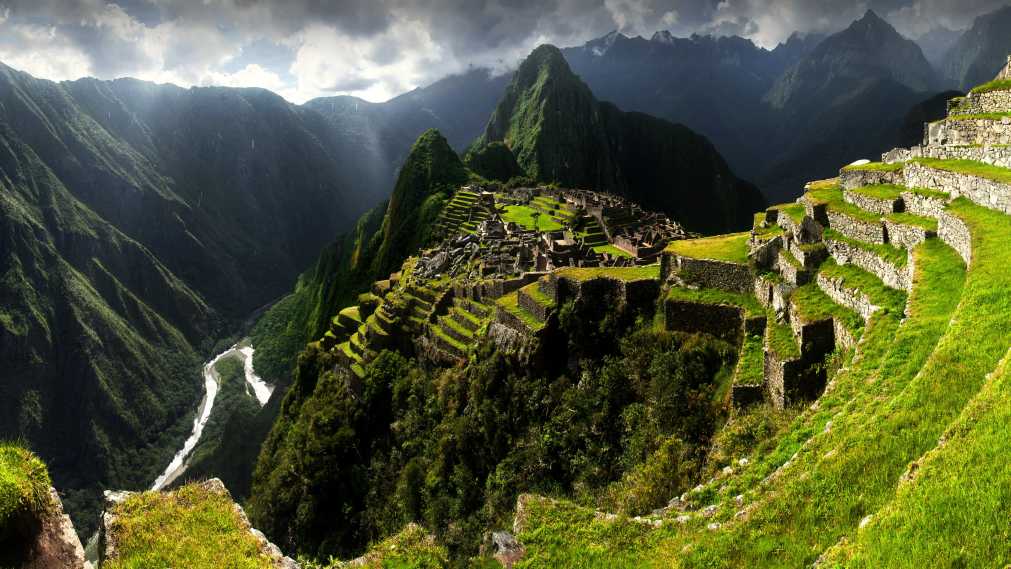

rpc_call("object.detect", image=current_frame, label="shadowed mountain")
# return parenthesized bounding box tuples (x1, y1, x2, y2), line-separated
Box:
(473, 45, 766, 234)
(941, 5, 1011, 90)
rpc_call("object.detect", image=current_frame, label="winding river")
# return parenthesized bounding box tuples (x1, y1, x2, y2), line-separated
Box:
(150, 341, 273, 491)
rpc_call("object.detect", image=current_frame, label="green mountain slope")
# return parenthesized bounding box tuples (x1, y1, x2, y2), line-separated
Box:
(0, 62, 378, 532)
(472, 45, 765, 234)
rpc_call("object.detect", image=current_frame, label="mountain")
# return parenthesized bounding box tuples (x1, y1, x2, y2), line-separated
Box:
(561, 31, 810, 179)
(0, 63, 376, 532)
(473, 45, 766, 234)
(766, 10, 937, 110)
(757, 11, 941, 200)
(916, 26, 963, 69)
(303, 68, 508, 196)
(895, 89, 964, 148)
(941, 5, 1011, 90)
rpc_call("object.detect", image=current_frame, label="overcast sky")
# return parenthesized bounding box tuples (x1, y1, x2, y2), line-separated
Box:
(0, 0, 1007, 104)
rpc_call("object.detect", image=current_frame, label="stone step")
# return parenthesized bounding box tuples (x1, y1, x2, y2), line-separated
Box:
(906, 144, 1011, 172)
(948, 91, 1011, 116)
(495, 292, 544, 334)
(337, 306, 363, 329)
(823, 229, 912, 291)
(815, 259, 907, 323)
(517, 284, 554, 323)
(454, 297, 491, 319)
(839, 162, 905, 190)
(350, 332, 366, 356)
(430, 326, 467, 358)
(438, 316, 474, 344)
(450, 307, 482, 332)
(843, 185, 904, 215)
(788, 283, 863, 355)
(412, 286, 438, 304)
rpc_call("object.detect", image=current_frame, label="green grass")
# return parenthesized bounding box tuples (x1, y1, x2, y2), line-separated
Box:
(664, 232, 750, 264)
(842, 161, 904, 172)
(554, 264, 661, 282)
(0, 443, 51, 534)
(496, 292, 545, 332)
(904, 186, 949, 200)
(885, 212, 938, 232)
(947, 112, 1011, 121)
(822, 228, 908, 268)
(509, 194, 987, 567)
(501, 204, 564, 231)
(791, 282, 864, 335)
(103, 482, 275, 569)
(735, 333, 766, 387)
(805, 182, 843, 206)
(969, 78, 1011, 94)
(819, 259, 908, 314)
(766, 317, 800, 360)
(849, 184, 904, 201)
(520, 281, 557, 309)
(768, 203, 805, 225)
(593, 244, 634, 258)
(665, 286, 764, 318)
(313, 523, 449, 568)
(433, 324, 469, 352)
(912, 157, 1011, 185)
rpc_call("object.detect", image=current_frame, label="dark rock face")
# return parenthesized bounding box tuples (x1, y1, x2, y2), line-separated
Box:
(0, 489, 86, 569)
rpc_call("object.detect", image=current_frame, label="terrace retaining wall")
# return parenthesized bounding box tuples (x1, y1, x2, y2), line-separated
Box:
(904, 161, 1011, 216)
(667, 254, 754, 294)
(824, 238, 912, 291)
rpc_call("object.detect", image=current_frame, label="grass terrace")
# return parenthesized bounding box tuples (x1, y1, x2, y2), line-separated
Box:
(592, 244, 633, 258)
(554, 264, 661, 282)
(969, 78, 1011, 94)
(665, 286, 764, 318)
(501, 204, 564, 231)
(766, 317, 801, 360)
(947, 112, 1011, 121)
(496, 292, 545, 332)
(665, 232, 750, 264)
(735, 333, 766, 387)
(849, 184, 904, 201)
(885, 212, 939, 232)
(822, 228, 909, 268)
(769, 202, 806, 225)
(0, 443, 51, 535)
(819, 259, 908, 313)
(103, 482, 275, 569)
(841, 161, 904, 172)
(791, 282, 865, 336)
(905, 186, 950, 200)
(912, 157, 1011, 185)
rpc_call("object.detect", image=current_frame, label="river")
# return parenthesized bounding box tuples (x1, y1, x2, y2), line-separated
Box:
(150, 341, 273, 491)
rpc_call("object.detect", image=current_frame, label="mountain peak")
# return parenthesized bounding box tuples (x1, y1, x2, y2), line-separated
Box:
(651, 30, 676, 44)
(851, 8, 895, 34)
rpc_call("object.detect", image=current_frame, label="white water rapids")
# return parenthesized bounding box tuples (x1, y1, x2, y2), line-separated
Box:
(150, 341, 273, 491)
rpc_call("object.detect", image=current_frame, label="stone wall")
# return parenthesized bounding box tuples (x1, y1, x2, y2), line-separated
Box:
(668, 254, 754, 294)
(904, 161, 1011, 216)
(824, 238, 911, 291)
(748, 234, 782, 270)
(518, 288, 551, 322)
(839, 168, 902, 190)
(938, 211, 973, 267)
(826, 210, 886, 244)
(833, 319, 858, 351)
(788, 312, 835, 357)
(926, 117, 1011, 146)
(788, 241, 828, 269)
(764, 351, 817, 410)
(664, 300, 743, 342)
(915, 143, 1011, 170)
(777, 250, 812, 286)
(900, 190, 948, 218)
(816, 272, 878, 321)
(843, 189, 900, 215)
(884, 220, 934, 250)
(956, 89, 1011, 115)
(754, 275, 795, 314)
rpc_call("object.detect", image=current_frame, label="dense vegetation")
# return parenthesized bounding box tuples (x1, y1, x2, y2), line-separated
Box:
(249, 293, 736, 564)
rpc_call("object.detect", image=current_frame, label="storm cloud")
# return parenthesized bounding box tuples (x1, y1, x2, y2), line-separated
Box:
(0, 0, 1006, 103)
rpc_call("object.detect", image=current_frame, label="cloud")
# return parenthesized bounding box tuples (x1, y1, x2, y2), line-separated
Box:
(0, 0, 1007, 104)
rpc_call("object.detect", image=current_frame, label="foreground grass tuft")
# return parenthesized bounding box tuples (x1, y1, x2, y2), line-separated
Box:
(104, 482, 275, 569)
(665, 233, 750, 264)
(0, 443, 51, 534)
